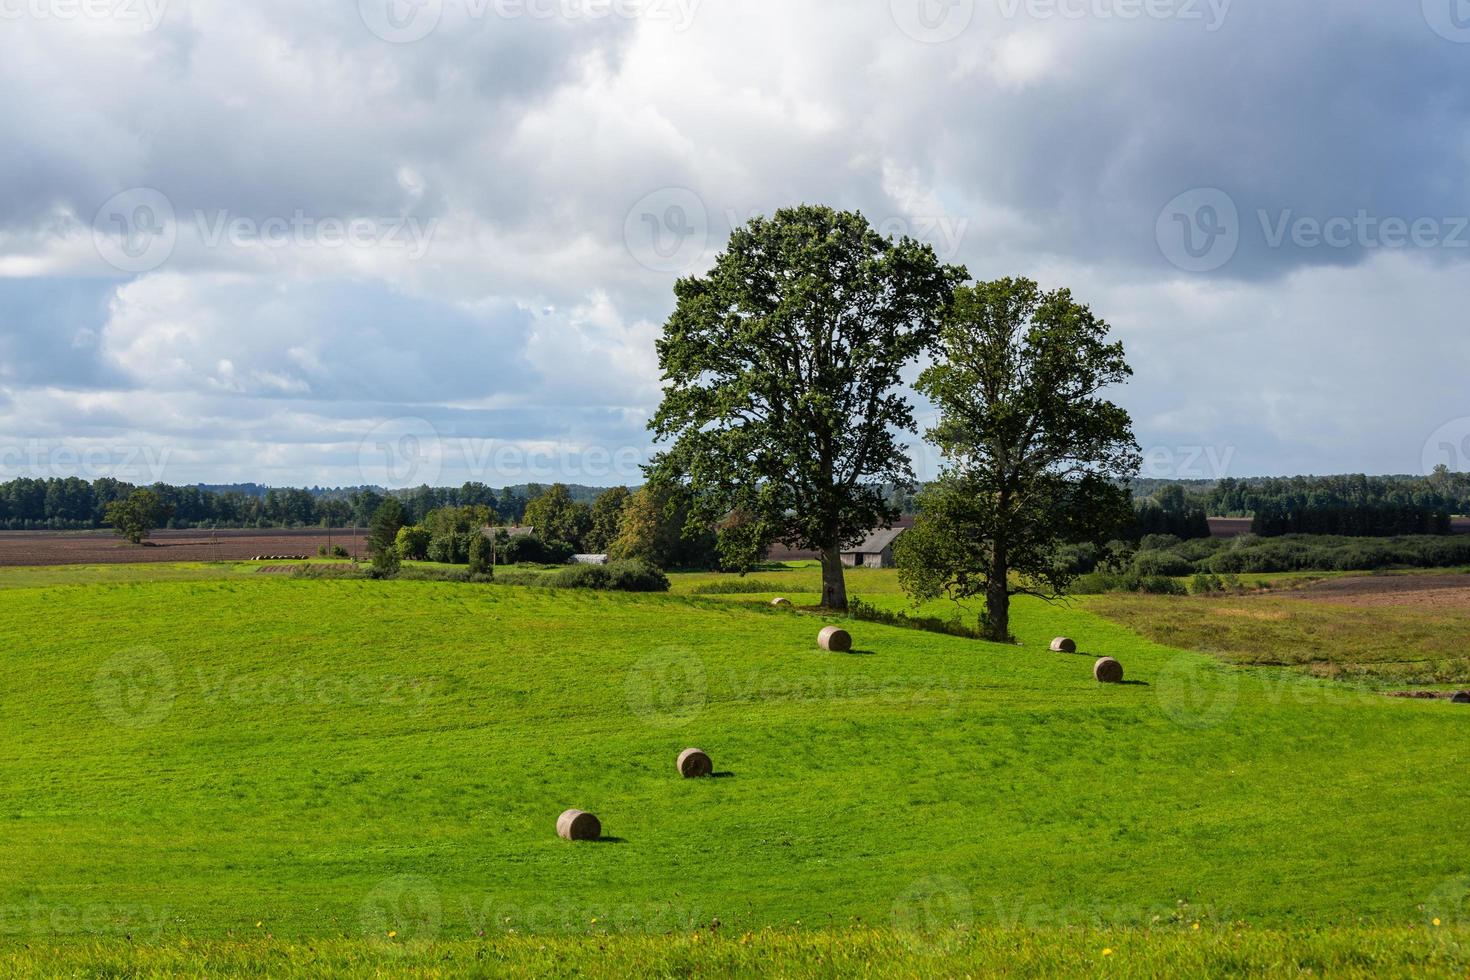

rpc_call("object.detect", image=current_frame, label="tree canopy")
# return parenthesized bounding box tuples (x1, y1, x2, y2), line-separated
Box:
(648, 204, 964, 609)
(103, 488, 172, 545)
(895, 278, 1139, 641)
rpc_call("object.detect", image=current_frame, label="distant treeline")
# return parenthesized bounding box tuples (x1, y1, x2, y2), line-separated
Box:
(1072, 532, 1470, 595)
(7, 470, 1470, 538)
(0, 477, 599, 531)
(1133, 472, 1470, 538)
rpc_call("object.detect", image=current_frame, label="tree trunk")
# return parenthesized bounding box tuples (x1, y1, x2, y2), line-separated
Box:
(820, 544, 849, 612)
(985, 542, 1009, 642)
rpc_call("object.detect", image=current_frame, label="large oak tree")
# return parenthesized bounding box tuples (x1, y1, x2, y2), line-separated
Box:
(896, 278, 1140, 641)
(648, 205, 963, 610)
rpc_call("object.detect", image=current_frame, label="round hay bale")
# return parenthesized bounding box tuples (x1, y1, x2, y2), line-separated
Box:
(818, 626, 853, 653)
(1093, 657, 1124, 684)
(556, 809, 601, 841)
(1049, 637, 1077, 654)
(1452, 691, 1470, 704)
(771, 597, 792, 608)
(677, 747, 713, 778)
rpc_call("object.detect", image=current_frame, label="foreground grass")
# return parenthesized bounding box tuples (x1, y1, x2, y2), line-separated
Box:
(1088, 591, 1470, 685)
(0, 563, 1467, 960)
(4, 927, 1468, 978)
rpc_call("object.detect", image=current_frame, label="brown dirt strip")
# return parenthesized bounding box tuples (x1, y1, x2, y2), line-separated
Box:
(1277, 573, 1470, 609)
(0, 529, 365, 566)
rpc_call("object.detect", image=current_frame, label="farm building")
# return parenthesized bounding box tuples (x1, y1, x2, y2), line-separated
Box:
(840, 526, 906, 569)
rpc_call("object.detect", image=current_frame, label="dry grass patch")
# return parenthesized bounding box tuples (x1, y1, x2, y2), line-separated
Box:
(1089, 592, 1470, 686)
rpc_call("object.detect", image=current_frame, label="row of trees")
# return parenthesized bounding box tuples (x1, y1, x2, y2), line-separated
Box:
(0, 478, 555, 533)
(364, 482, 721, 571)
(1131, 474, 1466, 537)
(1131, 484, 1212, 540)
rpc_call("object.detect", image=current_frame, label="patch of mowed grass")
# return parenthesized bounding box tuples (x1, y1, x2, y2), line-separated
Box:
(0, 567, 1467, 950)
(1088, 591, 1470, 685)
(3, 927, 1468, 978)
(0, 560, 263, 590)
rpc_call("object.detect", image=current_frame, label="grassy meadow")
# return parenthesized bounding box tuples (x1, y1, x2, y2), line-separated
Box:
(0, 560, 1466, 974)
(1090, 588, 1470, 686)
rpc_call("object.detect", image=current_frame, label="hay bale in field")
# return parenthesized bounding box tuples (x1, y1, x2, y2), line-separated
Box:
(1452, 691, 1470, 704)
(818, 626, 852, 653)
(771, 597, 792, 607)
(556, 809, 601, 841)
(1049, 637, 1077, 654)
(1094, 657, 1124, 684)
(677, 747, 713, 778)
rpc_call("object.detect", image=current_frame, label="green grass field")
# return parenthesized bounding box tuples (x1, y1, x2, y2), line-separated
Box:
(0, 561, 1467, 974)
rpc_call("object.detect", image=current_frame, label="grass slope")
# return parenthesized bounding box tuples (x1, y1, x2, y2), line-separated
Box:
(0, 563, 1466, 976)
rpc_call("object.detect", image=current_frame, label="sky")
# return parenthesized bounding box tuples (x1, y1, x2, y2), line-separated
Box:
(2, 0, 1469, 490)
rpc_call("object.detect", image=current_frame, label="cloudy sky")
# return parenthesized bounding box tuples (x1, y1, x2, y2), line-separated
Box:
(3, 0, 1469, 489)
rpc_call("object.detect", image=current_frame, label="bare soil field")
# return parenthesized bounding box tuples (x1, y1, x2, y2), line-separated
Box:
(1279, 571, 1470, 610)
(0, 529, 364, 566)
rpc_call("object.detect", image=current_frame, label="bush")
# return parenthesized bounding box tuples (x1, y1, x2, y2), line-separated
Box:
(1189, 572, 1225, 595)
(427, 530, 476, 565)
(468, 533, 494, 576)
(1133, 549, 1195, 577)
(602, 559, 670, 592)
(500, 535, 574, 565)
(396, 525, 431, 561)
(547, 559, 670, 592)
(1052, 542, 1102, 576)
(370, 545, 401, 578)
(331, 545, 350, 558)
